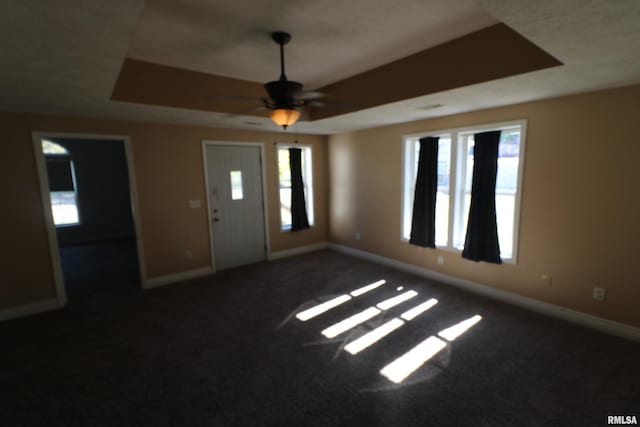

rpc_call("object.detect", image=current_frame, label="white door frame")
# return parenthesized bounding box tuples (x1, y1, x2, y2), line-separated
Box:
(201, 140, 270, 272)
(32, 131, 147, 305)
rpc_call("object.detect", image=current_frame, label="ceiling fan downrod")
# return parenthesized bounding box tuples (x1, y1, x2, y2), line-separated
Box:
(272, 31, 291, 81)
(267, 31, 304, 130)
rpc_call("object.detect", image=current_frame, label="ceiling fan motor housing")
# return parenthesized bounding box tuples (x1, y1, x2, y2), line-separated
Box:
(264, 80, 303, 109)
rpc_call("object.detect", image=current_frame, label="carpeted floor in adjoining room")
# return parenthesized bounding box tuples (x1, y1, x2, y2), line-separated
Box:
(58, 237, 141, 301)
(1, 250, 638, 426)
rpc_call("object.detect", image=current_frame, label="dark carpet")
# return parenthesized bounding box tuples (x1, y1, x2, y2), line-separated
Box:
(1, 250, 638, 426)
(59, 237, 140, 301)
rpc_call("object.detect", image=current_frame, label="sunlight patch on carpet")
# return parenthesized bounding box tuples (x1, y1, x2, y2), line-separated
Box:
(380, 336, 448, 383)
(296, 280, 388, 321)
(400, 298, 438, 321)
(344, 298, 439, 355)
(296, 295, 352, 321)
(350, 280, 386, 297)
(321, 307, 381, 338)
(379, 314, 482, 383)
(291, 281, 483, 387)
(345, 318, 405, 355)
(376, 290, 418, 310)
(438, 315, 482, 342)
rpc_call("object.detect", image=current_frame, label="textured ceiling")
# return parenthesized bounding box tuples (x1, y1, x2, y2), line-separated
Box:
(0, 0, 639, 135)
(129, 0, 497, 88)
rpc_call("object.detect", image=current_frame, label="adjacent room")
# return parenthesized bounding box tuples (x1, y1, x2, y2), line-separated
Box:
(1, 1, 639, 426)
(40, 137, 141, 300)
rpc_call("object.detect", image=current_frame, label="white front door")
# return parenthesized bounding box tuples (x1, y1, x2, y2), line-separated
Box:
(205, 144, 266, 270)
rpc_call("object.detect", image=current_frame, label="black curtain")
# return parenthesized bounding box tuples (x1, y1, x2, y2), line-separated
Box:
(409, 136, 439, 248)
(46, 158, 74, 191)
(462, 130, 502, 264)
(289, 148, 310, 231)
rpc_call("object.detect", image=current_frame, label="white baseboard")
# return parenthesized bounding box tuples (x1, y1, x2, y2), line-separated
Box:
(143, 266, 213, 289)
(0, 298, 63, 322)
(268, 242, 329, 261)
(329, 243, 640, 343)
(144, 243, 329, 288)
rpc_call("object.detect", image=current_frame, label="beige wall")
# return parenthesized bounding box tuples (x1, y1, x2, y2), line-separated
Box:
(329, 84, 640, 327)
(3, 84, 640, 328)
(0, 112, 328, 309)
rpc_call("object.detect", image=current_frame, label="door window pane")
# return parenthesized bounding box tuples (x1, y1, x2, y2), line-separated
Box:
(230, 170, 243, 200)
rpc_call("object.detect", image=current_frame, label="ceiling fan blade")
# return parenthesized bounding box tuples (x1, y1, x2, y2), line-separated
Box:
(216, 105, 268, 121)
(205, 95, 263, 102)
(296, 108, 311, 122)
(294, 90, 327, 100)
(233, 105, 268, 115)
(304, 100, 359, 110)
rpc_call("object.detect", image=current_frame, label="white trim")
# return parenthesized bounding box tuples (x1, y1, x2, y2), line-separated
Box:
(400, 137, 411, 242)
(201, 142, 217, 271)
(267, 242, 329, 260)
(144, 266, 213, 289)
(201, 141, 270, 272)
(32, 132, 147, 304)
(0, 298, 62, 322)
(122, 136, 148, 286)
(511, 120, 527, 263)
(32, 134, 68, 306)
(402, 120, 527, 141)
(328, 244, 640, 343)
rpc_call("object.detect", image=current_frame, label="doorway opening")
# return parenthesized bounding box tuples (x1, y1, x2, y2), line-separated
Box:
(34, 133, 144, 303)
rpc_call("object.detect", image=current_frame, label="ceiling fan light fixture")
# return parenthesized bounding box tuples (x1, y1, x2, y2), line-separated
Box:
(270, 108, 300, 130)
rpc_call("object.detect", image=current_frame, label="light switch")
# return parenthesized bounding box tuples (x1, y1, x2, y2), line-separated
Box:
(189, 199, 201, 208)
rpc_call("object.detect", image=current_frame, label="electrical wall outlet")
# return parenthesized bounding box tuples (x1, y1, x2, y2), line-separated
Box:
(541, 274, 551, 286)
(355, 232, 361, 241)
(185, 250, 193, 260)
(592, 286, 605, 301)
(437, 256, 444, 265)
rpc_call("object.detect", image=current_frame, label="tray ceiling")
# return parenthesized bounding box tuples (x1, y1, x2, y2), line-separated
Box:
(1, 0, 639, 134)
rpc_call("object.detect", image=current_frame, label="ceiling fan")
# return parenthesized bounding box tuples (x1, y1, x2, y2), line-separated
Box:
(210, 31, 335, 130)
(262, 31, 326, 130)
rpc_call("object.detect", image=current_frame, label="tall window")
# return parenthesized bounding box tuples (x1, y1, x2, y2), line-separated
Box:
(278, 145, 314, 230)
(42, 140, 80, 227)
(402, 121, 526, 261)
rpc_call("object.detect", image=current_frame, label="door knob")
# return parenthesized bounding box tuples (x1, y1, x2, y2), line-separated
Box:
(214, 218, 220, 222)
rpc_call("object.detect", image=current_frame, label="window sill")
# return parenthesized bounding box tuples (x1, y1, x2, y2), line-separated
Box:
(280, 224, 315, 232)
(400, 238, 516, 264)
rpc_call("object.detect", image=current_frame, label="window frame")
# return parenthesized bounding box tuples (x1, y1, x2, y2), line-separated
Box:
(401, 119, 527, 263)
(276, 144, 314, 231)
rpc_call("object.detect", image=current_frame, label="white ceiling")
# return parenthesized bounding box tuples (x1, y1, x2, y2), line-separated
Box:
(1, 0, 639, 135)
